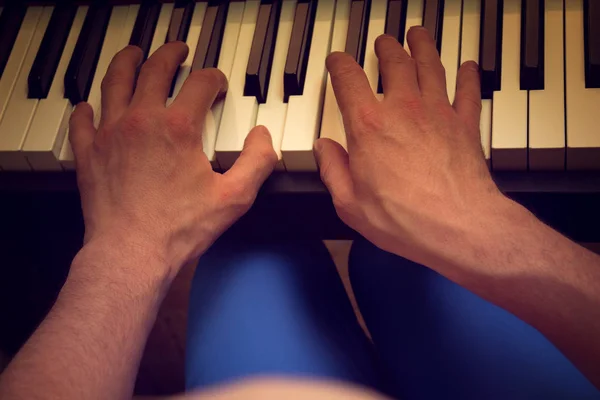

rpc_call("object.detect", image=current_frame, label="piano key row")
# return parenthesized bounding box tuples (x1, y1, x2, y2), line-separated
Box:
(0, 0, 598, 172)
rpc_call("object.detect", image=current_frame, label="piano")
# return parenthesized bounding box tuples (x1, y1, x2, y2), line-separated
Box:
(0, 0, 599, 241)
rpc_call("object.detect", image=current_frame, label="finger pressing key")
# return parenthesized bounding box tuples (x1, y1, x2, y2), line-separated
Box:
(375, 34, 419, 100)
(131, 41, 189, 107)
(406, 26, 448, 102)
(326, 52, 378, 121)
(170, 68, 228, 127)
(101, 46, 143, 125)
(453, 61, 482, 136)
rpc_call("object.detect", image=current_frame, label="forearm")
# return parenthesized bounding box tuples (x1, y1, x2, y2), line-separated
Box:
(432, 197, 600, 387)
(0, 239, 173, 400)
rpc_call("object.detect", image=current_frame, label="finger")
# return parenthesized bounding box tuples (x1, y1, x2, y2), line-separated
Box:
(170, 68, 228, 125)
(326, 52, 379, 117)
(131, 41, 189, 107)
(225, 126, 278, 192)
(101, 46, 143, 124)
(69, 102, 96, 168)
(406, 26, 448, 102)
(313, 138, 354, 207)
(375, 34, 419, 99)
(453, 61, 482, 133)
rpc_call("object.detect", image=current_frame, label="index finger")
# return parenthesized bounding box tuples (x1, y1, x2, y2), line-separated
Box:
(326, 52, 378, 119)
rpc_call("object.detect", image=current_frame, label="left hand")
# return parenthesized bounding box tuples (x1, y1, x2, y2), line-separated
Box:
(70, 42, 277, 279)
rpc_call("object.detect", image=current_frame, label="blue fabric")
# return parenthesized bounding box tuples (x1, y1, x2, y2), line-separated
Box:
(186, 238, 599, 399)
(349, 238, 599, 399)
(185, 240, 382, 391)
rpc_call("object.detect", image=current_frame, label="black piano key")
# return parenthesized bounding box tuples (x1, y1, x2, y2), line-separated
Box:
(192, 3, 218, 71)
(0, 5, 27, 80)
(422, 0, 444, 53)
(378, 0, 408, 93)
(166, 0, 195, 43)
(64, 4, 112, 104)
(129, 0, 161, 61)
(520, 0, 544, 90)
(203, 1, 229, 69)
(28, 4, 78, 99)
(192, 0, 229, 71)
(283, 0, 317, 102)
(384, 0, 408, 45)
(245, 0, 282, 104)
(345, 0, 371, 67)
(166, 0, 195, 96)
(584, 0, 600, 88)
(479, 0, 503, 99)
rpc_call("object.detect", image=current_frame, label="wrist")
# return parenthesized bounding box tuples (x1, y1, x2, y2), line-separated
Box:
(430, 194, 537, 282)
(70, 233, 176, 295)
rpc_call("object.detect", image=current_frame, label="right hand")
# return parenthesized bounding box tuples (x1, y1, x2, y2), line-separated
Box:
(314, 28, 513, 270)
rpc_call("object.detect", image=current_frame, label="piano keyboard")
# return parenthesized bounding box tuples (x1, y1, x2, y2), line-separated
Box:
(0, 0, 598, 172)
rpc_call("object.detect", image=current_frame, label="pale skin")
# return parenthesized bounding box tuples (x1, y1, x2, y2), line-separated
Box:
(0, 26, 599, 399)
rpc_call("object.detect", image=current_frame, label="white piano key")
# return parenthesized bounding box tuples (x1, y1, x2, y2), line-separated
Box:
(255, 0, 296, 171)
(203, 1, 244, 168)
(363, 0, 386, 98)
(0, 7, 43, 124)
(529, 0, 564, 170)
(167, 2, 207, 105)
(148, 3, 174, 57)
(565, 0, 600, 170)
(491, 0, 527, 170)
(215, 0, 261, 169)
(315, 0, 351, 154)
(460, 0, 491, 165)
(22, 6, 88, 171)
(0, 6, 53, 171)
(281, 0, 336, 171)
(404, 0, 423, 54)
(440, 0, 462, 103)
(59, 5, 133, 170)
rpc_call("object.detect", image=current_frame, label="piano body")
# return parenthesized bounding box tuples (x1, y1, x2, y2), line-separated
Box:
(1, 0, 600, 357)
(0, 0, 598, 242)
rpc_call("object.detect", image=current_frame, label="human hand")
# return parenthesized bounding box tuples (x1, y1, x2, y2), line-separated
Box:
(314, 28, 513, 271)
(70, 42, 277, 279)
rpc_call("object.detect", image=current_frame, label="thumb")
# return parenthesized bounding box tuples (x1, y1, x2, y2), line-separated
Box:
(314, 138, 354, 206)
(225, 125, 278, 192)
(69, 102, 96, 169)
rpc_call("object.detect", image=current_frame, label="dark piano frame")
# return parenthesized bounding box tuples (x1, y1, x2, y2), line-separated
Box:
(1, 171, 600, 242)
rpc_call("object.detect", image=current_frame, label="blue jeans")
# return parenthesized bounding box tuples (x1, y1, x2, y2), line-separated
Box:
(185, 239, 598, 399)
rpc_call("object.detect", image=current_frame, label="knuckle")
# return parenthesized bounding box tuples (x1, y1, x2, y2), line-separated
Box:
(223, 183, 255, 215)
(186, 68, 226, 92)
(353, 105, 385, 132)
(417, 57, 445, 76)
(326, 51, 356, 74)
(120, 108, 151, 136)
(402, 98, 424, 115)
(381, 52, 409, 68)
(101, 69, 126, 92)
(405, 57, 417, 70)
(256, 143, 277, 166)
(165, 109, 195, 135)
(333, 62, 360, 82)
